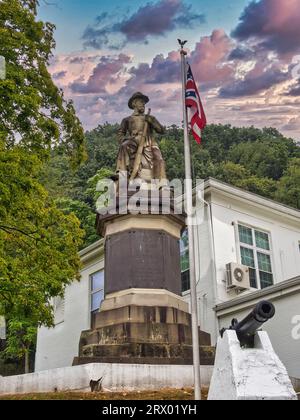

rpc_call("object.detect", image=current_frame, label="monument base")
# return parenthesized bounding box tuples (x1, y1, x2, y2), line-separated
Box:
(73, 289, 215, 366)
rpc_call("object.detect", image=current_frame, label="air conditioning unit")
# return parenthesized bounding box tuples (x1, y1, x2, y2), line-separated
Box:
(226, 263, 250, 291)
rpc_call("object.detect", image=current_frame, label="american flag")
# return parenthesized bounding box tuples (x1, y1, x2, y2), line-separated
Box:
(185, 64, 207, 144)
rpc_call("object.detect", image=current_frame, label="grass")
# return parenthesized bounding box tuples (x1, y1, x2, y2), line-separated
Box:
(0, 387, 209, 400)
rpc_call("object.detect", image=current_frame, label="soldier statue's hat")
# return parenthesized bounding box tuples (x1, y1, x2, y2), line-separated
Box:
(128, 92, 149, 109)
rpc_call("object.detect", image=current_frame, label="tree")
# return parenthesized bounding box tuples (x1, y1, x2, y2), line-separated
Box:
(0, 0, 86, 371)
(0, 143, 84, 371)
(55, 167, 115, 248)
(0, 0, 85, 165)
(275, 158, 300, 209)
(56, 198, 99, 249)
(214, 162, 277, 199)
(229, 140, 291, 180)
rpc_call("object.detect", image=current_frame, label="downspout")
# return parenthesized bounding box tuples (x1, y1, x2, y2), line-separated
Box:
(196, 190, 219, 343)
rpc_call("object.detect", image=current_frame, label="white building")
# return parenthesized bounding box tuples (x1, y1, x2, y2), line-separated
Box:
(0, 317, 5, 340)
(35, 178, 300, 378)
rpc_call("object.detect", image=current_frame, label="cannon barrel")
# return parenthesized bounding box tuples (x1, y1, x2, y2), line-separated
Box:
(222, 301, 276, 347)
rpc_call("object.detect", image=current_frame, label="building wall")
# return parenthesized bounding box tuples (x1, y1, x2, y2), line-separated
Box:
(217, 290, 300, 379)
(35, 256, 104, 372)
(182, 203, 218, 342)
(0, 317, 5, 340)
(209, 191, 300, 306)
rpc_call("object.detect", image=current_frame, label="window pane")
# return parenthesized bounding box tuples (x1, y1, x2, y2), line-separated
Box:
(91, 271, 104, 292)
(259, 271, 273, 289)
(240, 247, 255, 268)
(247, 268, 257, 288)
(180, 249, 189, 272)
(239, 225, 253, 246)
(255, 231, 270, 250)
(91, 290, 104, 312)
(181, 270, 190, 292)
(257, 252, 272, 273)
(180, 230, 189, 252)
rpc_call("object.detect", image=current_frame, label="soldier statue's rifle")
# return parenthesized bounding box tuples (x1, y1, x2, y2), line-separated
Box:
(130, 108, 151, 181)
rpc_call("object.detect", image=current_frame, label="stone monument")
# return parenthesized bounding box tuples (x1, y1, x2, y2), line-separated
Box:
(73, 93, 214, 366)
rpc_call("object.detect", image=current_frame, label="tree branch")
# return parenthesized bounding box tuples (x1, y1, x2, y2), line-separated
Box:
(0, 224, 38, 238)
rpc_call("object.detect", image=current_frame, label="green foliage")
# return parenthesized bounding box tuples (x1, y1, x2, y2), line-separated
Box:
(229, 139, 293, 180)
(0, 0, 86, 165)
(275, 158, 300, 209)
(56, 198, 99, 248)
(0, 142, 84, 365)
(4, 319, 37, 361)
(0, 0, 86, 367)
(215, 162, 277, 197)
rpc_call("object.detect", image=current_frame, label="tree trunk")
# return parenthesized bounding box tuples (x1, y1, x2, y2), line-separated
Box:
(24, 349, 30, 374)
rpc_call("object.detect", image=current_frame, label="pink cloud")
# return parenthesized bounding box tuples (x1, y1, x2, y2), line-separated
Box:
(232, 0, 300, 57)
(220, 60, 289, 98)
(70, 54, 131, 94)
(190, 30, 234, 85)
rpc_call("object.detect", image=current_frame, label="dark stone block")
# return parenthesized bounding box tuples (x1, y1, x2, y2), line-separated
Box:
(104, 230, 182, 296)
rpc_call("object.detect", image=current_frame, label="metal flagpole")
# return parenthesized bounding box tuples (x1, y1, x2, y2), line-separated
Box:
(179, 40, 202, 401)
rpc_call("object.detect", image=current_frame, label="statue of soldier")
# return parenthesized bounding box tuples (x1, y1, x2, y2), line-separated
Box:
(116, 92, 168, 185)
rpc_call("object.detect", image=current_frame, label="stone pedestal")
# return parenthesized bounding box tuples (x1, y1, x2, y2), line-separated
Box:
(208, 331, 297, 400)
(74, 194, 215, 366)
(73, 289, 215, 366)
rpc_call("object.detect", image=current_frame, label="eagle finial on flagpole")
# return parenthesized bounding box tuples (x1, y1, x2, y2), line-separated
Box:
(178, 39, 188, 49)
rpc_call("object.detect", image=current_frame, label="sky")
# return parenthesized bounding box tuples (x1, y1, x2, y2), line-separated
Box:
(38, 0, 300, 140)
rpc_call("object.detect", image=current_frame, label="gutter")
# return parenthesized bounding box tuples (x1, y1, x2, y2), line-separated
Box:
(79, 239, 104, 265)
(214, 276, 300, 316)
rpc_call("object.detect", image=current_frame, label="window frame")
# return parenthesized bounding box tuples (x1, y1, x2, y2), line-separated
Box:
(180, 230, 191, 293)
(89, 270, 105, 328)
(235, 222, 275, 290)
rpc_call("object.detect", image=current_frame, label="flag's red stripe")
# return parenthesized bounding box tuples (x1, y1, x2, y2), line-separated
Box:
(186, 98, 198, 108)
(190, 114, 202, 144)
(191, 129, 202, 144)
(185, 65, 206, 145)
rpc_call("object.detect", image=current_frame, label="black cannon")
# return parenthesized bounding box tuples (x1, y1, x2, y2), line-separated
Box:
(220, 300, 276, 347)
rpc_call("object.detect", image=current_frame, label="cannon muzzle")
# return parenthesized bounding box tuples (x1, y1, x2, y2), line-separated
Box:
(220, 300, 275, 347)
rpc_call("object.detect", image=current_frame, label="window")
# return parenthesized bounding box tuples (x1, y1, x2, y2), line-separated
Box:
(90, 271, 104, 329)
(180, 230, 190, 292)
(238, 224, 274, 290)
